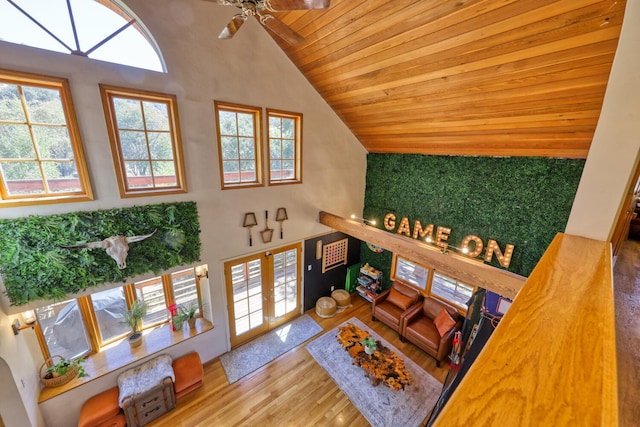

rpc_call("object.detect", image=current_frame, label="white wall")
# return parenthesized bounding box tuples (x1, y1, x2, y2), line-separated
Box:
(0, 1, 366, 426)
(566, 0, 640, 240)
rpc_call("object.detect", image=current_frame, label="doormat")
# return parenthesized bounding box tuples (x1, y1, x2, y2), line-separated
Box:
(306, 317, 442, 427)
(220, 314, 323, 384)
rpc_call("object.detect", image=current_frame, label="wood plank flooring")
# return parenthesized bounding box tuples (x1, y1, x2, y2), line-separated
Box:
(614, 238, 640, 425)
(149, 297, 448, 427)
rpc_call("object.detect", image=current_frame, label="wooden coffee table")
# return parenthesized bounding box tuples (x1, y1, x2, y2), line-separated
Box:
(337, 323, 412, 391)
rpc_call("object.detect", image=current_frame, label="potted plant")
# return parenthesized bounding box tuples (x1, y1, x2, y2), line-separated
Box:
(40, 355, 87, 388)
(361, 336, 378, 355)
(123, 300, 148, 348)
(172, 302, 199, 330)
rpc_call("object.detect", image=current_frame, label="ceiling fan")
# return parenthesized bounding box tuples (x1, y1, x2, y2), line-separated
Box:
(207, 0, 330, 45)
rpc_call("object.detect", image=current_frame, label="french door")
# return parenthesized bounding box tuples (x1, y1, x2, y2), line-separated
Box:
(224, 243, 302, 348)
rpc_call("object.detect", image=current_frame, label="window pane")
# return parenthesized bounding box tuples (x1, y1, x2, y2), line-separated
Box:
(135, 278, 168, 326)
(114, 98, 144, 129)
(216, 103, 262, 188)
(1, 161, 44, 195)
(142, 101, 170, 131)
(0, 74, 91, 203)
(119, 130, 148, 159)
(432, 273, 473, 308)
(149, 132, 173, 159)
(152, 161, 177, 186)
(33, 126, 73, 160)
(0, 83, 24, 121)
(90, 287, 129, 344)
(394, 256, 429, 290)
(266, 110, 300, 184)
(0, 1, 165, 72)
(171, 268, 199, 314)
(0, 124, 35, 158)
(36, 299, 90, 360)
(23, 86, 65, 124)
(103, 87, 185, 195)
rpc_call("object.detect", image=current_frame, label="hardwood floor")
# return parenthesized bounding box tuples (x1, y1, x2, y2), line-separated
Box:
(614, 238, 640, 426)
(150, 297, 448, 427)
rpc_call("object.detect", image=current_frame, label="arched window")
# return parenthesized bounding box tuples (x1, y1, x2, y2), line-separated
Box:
(0, 0, 166, 72)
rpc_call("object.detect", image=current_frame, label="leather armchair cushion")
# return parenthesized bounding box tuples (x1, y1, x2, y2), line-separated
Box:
(433, 308, 457, 337)
(374, 300, 407, 331)
(386, 287, 415, 310)
(404, 317, 440, 353)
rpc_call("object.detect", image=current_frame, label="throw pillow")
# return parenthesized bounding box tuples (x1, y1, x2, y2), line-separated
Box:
(386, 287, 415, 310)
(434, 308, 456, 337)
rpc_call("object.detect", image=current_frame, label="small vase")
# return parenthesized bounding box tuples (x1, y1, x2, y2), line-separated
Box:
(187, 317, 196, 329)
(365, 345, 375, 355)
(129, 333, 143, 348)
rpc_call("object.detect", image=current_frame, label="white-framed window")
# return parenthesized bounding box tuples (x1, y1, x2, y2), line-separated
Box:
(100, 85, 187, 198)
(0, 0, 165, 72)
(430, 272, 474, 310)
(267, 109, 302, 185)
(0, 69, 93, 206)
(214, 101, 263, 189)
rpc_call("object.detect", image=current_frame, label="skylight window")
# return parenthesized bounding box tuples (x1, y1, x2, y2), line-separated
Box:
(0, 0, 165, 72)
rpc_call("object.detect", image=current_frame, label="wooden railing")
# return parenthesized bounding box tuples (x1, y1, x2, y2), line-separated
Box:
(434, 233, 618, 426)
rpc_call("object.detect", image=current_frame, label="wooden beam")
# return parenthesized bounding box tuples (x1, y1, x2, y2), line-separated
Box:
(319, 211, 525, 298)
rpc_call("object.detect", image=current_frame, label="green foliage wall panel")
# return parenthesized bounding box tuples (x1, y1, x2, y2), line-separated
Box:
(360, 155, 585, 283)
(0, 201, 201, 306)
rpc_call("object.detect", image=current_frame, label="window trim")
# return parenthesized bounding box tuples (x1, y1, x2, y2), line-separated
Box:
(33, 266, 204, 361)
(100, 84, 187, 198)
(214, 101, 264, 190)
(390, 253, 474, 314)
(266, 108, 302, 186)
(428, 271, 476, 313)
(0, 69, 94, 207)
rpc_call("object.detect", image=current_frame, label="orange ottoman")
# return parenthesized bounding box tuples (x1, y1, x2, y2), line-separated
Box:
(77, 386, 125, 427)
(172, 352, 204, 399)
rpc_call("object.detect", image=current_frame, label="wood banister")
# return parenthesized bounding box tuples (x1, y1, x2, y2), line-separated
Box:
(433, 233, 618, 426)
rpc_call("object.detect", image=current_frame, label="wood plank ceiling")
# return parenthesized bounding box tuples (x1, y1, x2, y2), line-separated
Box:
(264, 0, 626, 158)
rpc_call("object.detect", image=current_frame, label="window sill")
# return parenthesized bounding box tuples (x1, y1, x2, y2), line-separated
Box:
(38, 318, 214, 403)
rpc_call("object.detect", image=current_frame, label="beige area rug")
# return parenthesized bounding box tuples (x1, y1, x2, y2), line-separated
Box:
(306, 317, 442, 427)
(220, 314, 323, 384)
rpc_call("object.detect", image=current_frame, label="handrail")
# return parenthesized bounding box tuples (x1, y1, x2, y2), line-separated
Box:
(433, 233, 618, 426)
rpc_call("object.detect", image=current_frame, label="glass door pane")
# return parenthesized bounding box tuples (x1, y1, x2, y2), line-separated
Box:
(226, 255, 268, 347)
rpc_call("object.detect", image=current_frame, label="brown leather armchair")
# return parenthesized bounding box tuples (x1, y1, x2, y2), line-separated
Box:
(371, 281, 421, 336)
(402, 297, 462, 367)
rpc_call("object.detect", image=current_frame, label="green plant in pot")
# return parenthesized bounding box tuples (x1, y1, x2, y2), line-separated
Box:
(172, 302, 199, 331)
(43, 356, 87, 380)
(123, 300, 148, 348)
(361, 336, 378, 355)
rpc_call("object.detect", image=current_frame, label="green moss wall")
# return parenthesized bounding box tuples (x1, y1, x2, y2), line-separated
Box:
(0, 201, 201, 306)
(360, 154, 585, 285)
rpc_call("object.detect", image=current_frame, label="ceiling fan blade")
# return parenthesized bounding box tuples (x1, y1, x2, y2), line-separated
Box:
(219, 14, 247, 39)
(267, 0, 330, 11)
(260, 14, 304, 45)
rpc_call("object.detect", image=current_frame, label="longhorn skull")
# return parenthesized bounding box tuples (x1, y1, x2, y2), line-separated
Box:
(60, 230, 157, 269)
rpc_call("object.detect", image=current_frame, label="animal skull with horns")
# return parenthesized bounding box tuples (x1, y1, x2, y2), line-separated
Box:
(60, 230, 157, 269)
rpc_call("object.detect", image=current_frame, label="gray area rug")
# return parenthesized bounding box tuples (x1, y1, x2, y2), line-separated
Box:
(306, 317, 442, 427)
(220, 314, 323, 384)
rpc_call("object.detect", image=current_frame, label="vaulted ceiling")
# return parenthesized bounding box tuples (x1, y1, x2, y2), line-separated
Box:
(263, 0, 626, 158)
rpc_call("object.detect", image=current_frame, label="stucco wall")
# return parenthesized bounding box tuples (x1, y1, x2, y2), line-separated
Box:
(0, 1, 366, 426)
